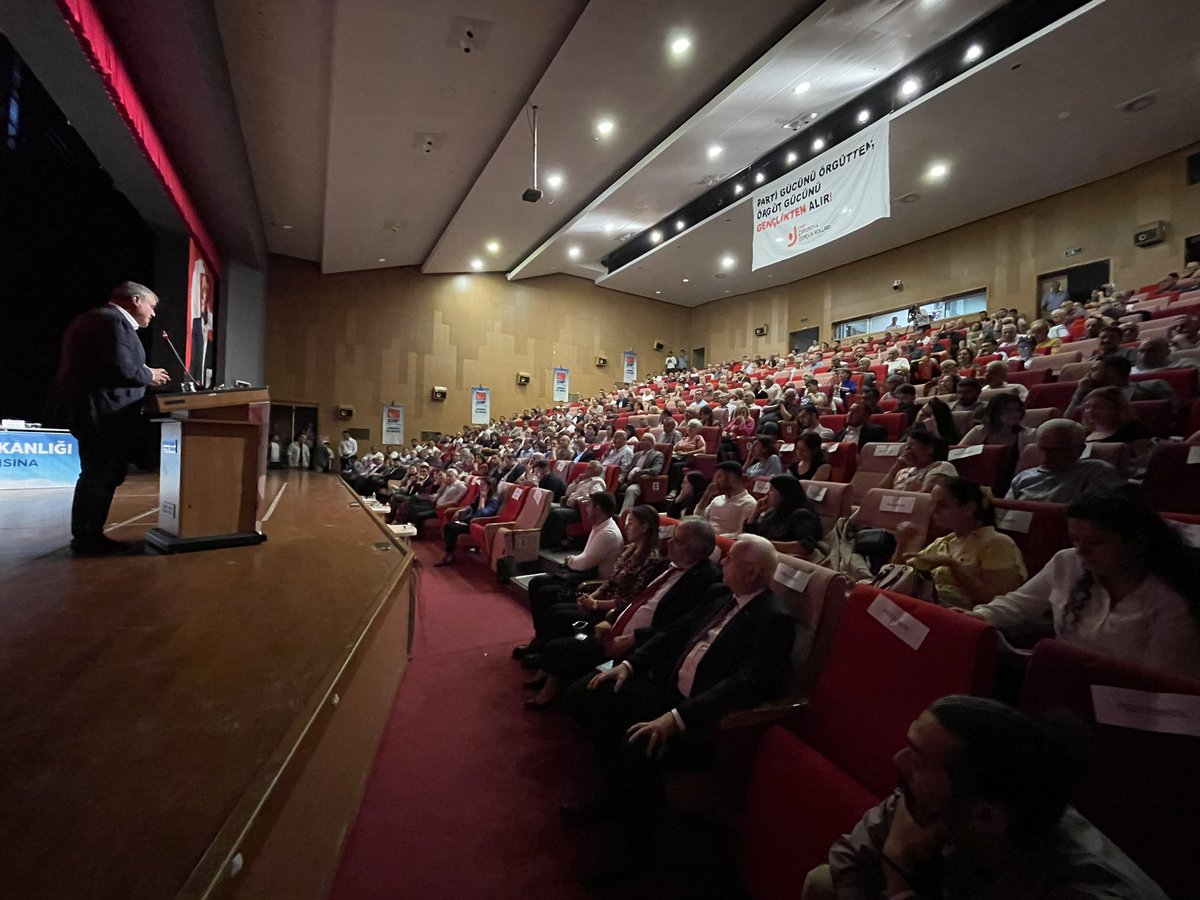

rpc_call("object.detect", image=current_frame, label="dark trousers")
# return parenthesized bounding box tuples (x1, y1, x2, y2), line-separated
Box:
(540, 632, 609, 685)
(443, 520, 470, 553)
(540, 505, 580, 547)
(666, 458, 690, 493)
(70, 407, 142, 545)
(527, 571, 596, 647)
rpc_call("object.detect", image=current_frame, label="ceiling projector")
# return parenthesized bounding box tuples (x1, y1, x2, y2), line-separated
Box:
(522, 186, 543, 203)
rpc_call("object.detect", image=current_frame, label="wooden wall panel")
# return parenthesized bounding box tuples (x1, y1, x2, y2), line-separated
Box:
(689, 144, 1200, 362)
(265, 261, 686, 442)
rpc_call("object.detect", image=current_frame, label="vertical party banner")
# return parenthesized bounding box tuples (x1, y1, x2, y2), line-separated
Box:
(470, 387, 491, 425)
(751, 118, 890, 271)
(552, 368, 570, 403)
(381, 404, 405, 444)
(622, 352, 637, 384)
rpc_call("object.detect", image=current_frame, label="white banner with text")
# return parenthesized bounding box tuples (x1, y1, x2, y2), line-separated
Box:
(470, 387, 491, 425)
(552, 367, 570, 402)
(622, 352, 638, 384)
(751, 118, 890, 271)
(381, 404, 405, 445)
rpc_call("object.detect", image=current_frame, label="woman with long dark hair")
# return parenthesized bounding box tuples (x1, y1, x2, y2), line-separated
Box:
(915, 396, 960, 444)
(968, 486, 1200, 679)
(960, 394, 1035, 452)
(792, 432, 830, 481)
(744, 475, 822, 557)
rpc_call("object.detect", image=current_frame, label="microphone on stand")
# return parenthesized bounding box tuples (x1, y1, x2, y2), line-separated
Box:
(161, 330, 200, 392)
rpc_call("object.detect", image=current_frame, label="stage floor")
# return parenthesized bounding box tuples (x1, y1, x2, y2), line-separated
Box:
(0, 471, 410, 898)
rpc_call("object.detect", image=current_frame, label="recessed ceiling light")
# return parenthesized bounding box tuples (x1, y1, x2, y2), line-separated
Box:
(650, 229, 663, 244)
(733, 183, 744, 195)
(675, 219, 685, 231)
(964, 43, 983, 63)
(655, 290, 661, 295)
(786, 151, 797, 165)
(809, 112, 818, 120)
(604, 222, 615, 233)
(546, 172, 563, 189)
(900, 78, 920, 97)
(926, 161, 949, 180)
(378, 257, 386, 263)
(754, 172, 765, 184)
(669, 34, 691, 56)
(1056, 110, 1071, 121)
(281, 224, 294, 230)
(707, 144, 723, 160)
(681, 278, 690, 283)
(720, 254, 735, 270)
(485, 240, 500, 254)
(470, 258, 484, 271)
(856, 109, 870, 124)
(595, 117, 615, 137)
(793, 81, 810, 95)
(812, 137, 825, 151)
(568, 245, 582, 260)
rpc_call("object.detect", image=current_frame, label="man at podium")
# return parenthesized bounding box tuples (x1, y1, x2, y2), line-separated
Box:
(52, 282, 169, 556)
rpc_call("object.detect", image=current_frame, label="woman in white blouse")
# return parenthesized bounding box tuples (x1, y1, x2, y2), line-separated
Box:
(879, 427, 958, 493)
(968, 486, 1200, 680)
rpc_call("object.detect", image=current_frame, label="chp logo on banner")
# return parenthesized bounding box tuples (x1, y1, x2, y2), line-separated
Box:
(622, 352, 637, 384)
(751, 118, 890, 271)
(552, 368, 570, 403)
(381, 404, 405, 445)
(470, 387, 491, 425)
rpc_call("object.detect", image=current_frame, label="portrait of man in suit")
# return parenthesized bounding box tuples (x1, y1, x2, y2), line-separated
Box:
(52, 282, 170, 555)
(188, 259, 215, 388)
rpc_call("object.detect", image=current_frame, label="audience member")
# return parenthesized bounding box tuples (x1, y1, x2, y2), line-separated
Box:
(434, 475, 502, 566)
(1132, 335, 1200, 374)
(1005, 419, 1123, 502)
(804, 696, 1168, 899)
(915, 397, 960, 444)
(1064, 355, 1174, 418)
(969, 486, 1200, 680)
(792, 431, 831, 481)
(743, 435, 784, 478)
(744, 475, 822, 557)
(695, 461, 757, 535)
(834, 403, 887, 447)
(879, 427, 957, 493)
(543, 461, 607, 547)
(979, 359, 1028, 402)
(618, 434, 666, 511)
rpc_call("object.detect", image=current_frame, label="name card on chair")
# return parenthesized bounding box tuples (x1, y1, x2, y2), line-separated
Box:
(1079, 443, 1094, 459)
(779, 443, 796, 452)
(752, 479, 771, 495)
(1091, 685, 1200, 737)
(868, 594, 929, 651)
(659, 525, 676, 540)
(995, 509, 1033, 534)
(874, 444, 903, 457)
(805, 484, 828, 502)
(1188, 445, 1200, 465)
(774, 563, 812, 593)
(948, 445, 984, 461)
(879, 494, 916, 514)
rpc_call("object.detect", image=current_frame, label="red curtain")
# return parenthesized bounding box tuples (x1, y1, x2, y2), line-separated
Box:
(55, 0, 222, 277)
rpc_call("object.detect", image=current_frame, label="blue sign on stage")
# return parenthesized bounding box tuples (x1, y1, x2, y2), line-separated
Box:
(0, 430, 80, 489)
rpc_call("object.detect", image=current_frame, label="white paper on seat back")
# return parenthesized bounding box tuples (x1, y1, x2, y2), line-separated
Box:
(867, 594, 929, 651)
(1091, 685, 1200, 737)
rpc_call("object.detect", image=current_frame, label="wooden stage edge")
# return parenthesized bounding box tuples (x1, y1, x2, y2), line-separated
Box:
(190, 474, 416, 900)
(0, 471, 416, 900)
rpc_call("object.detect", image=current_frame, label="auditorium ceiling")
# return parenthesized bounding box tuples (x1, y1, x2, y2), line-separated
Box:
(210, 0, 1200, 307)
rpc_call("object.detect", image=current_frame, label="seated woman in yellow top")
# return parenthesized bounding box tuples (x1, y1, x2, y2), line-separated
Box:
(893, 477, 1027, 608)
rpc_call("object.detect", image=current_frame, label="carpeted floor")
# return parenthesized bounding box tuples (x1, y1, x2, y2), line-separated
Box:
(329, 540, 744, 900)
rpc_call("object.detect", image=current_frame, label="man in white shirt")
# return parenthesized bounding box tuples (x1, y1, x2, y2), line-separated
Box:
(543, 461, 608, 547)
(695, 461, 757, 536)
(599, 430, 635, 476)
(978, 360, 1029, 402)
(1132, 336, 1200, 375)
(338, 430, 358, 463)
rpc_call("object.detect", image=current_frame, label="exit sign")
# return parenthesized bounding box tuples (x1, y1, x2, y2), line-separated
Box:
(1064, 247, 1083, 257)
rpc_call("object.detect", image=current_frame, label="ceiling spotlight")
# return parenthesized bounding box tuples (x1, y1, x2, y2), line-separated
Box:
(964, 43, 983, 63)
(733, 183, 744, 195)
(786, 151, 797, 164)
(720, 254, 735, 270)
(378, 257, 387, 263)
(485, 240, 500, 254)
(900, 78, 920, 97)
(655, 290, 662, 295)
(650, 229, 663, 244)
(595, 117, 615, 137)
(568, 245, 582, 260)
(809, 112, 818, 120)
(681, 278, 690, 283)
(546, 172, 563, 189)
(707, 144, 723, 160)
(754, 172, 765, 184)
(669, 34, 692, 56)
(281, 224, 294, 230)
(604, 222, 615, 233)
(793, 81, 811, 95)
(470, 258, 484, 271)
(856, 109, 870, 124)
(926, 161, 949, 180)
(812, 137, 825, 151)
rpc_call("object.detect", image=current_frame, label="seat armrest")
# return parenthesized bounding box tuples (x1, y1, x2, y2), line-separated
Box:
(719, 698, 808, 731)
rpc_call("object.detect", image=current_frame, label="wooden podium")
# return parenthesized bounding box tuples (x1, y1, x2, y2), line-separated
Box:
(145, 387, 270, 553)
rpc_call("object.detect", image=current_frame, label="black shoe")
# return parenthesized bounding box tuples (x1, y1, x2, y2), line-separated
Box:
(522, 675, 548, 691)
(519, 653, 543, 670)
(70, 537, 141, 557)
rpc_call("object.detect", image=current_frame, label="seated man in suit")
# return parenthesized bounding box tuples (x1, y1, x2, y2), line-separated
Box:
(526, 516, 721, 706)
(618, 433, 666, 511)
(565, 534, 795, 883)
(833, 403, 888, 448)
(802, 696, 1167, 899)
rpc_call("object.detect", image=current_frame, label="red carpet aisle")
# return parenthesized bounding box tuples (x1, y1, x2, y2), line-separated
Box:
(330, 541, 744, 900)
